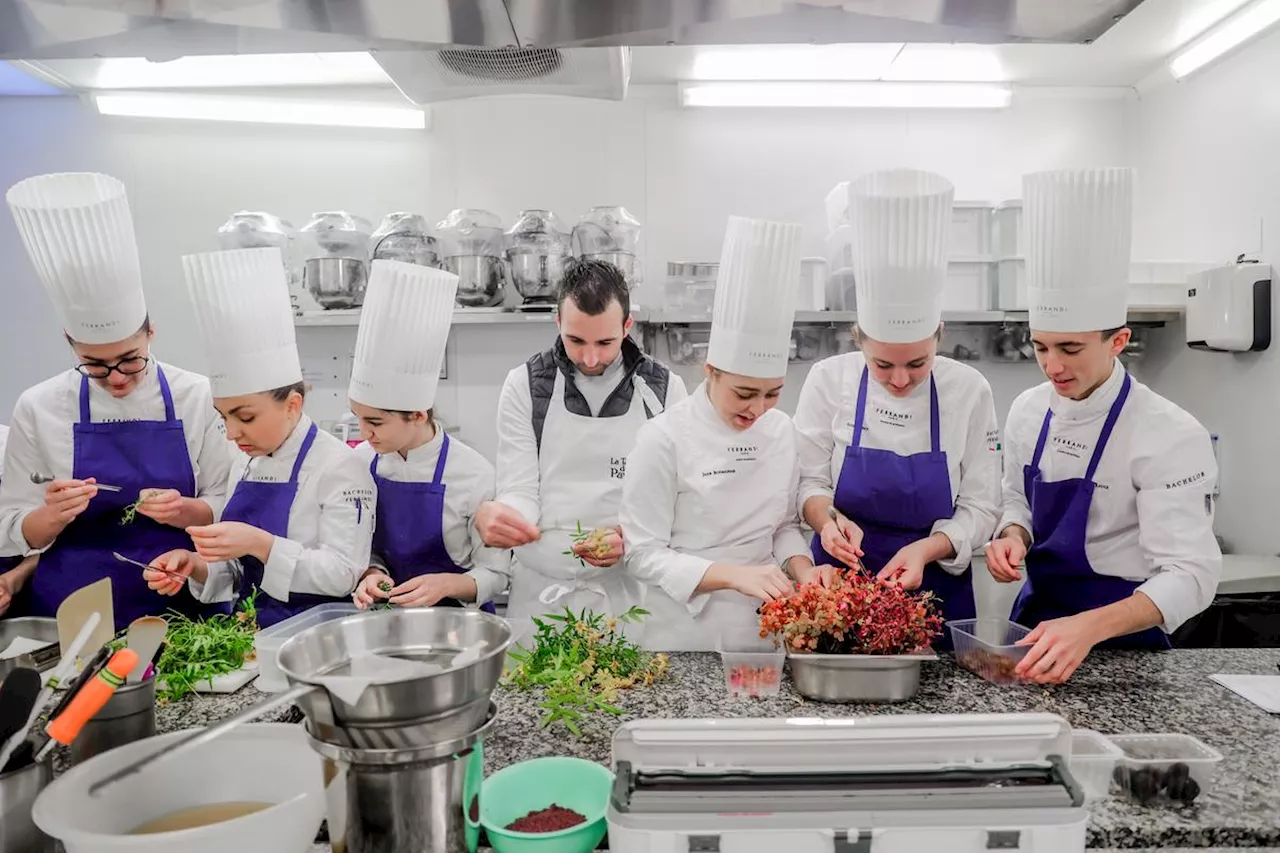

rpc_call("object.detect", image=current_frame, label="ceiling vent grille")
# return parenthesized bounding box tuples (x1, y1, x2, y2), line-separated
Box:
(374, 46, 629, 104)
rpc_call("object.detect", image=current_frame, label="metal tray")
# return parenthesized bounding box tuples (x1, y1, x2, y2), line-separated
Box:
(787, 650, 937, 704)
(0, 616, 60, 679)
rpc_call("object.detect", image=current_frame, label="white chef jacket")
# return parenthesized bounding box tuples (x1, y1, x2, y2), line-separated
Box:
(0, 361, 233, 557)
(0, 425, 8, 481)
(353, 432, 511, 605)
(493, 355, 689, 531)
(998, 361, 1221, 634)
(793, 353, 1001, 571)
(191, 415, 374, 603)
(620, 383, 811, 650)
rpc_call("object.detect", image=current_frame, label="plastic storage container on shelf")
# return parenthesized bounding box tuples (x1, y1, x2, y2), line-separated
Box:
(254, 603, 363, 692)
(1069, 728, 1123, 802)
(994, 200, 1022, 258)
(1108, 733, 1223, 806)
(950, 201, 994, 260)
(663, 261, 718, 318)
(944, 260, 995, 310)
(998, 258, 1027, 310)
(825, 182, 851, 233)
(948, 618, 1033, 685)
(798, 257, 829, 311)
(718, 635, 784, 698)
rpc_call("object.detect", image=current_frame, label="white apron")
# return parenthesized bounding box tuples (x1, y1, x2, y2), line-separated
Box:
(506, 369, 661, 646)
(640, 400, 795, 652)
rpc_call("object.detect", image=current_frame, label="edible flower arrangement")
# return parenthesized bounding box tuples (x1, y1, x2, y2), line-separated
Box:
(759, 570, 942, 654)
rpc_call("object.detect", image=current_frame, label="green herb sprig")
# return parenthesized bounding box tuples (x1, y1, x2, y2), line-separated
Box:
(373, 579, 395, 611)
(562, 521, 612, 568)
(503, 606, 666, 736)
(119, 495, 146, 526)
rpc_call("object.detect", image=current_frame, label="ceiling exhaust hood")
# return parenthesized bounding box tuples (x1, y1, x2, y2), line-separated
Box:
(1, 1, 1147, 103)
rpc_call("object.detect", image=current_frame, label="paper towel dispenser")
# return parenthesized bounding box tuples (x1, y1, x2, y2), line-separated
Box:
(1186, 261, 1271, 352)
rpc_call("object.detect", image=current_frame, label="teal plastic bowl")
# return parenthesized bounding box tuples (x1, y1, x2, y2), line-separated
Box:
(480, 757, 613, 853)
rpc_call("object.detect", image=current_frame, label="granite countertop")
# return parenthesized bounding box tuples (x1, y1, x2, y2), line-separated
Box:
(95, 649, 1280, 849)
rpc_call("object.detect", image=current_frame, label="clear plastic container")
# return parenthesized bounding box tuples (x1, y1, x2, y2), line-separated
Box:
(1069, 728, 1123, 802)
(718, 635, 783, 698)
(948, 618, 1033, 685)
(572, 205, 641, 255)
(994, 200, 1022, 258)
(943, 260, 995, 311)
(950, 201, 994, 260)
(300, 211, 372, 261)
(435, 208, 505, 258)
(997, 257, 1027, 310)
(254, 603, 363, 692)
(664, 261, 718, 317)
(1108, 733, 1224, 806)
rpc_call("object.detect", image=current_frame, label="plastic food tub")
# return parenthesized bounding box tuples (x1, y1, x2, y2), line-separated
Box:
(1069, 729, 1123, 802)
(1108, 733, 1223, 806)
(253, 602, 362, 692)
(950, 201, 994, 260)
(481, 756, 612, 853)
(718, 635, 784, 699)
(948, 618, 1033, 685)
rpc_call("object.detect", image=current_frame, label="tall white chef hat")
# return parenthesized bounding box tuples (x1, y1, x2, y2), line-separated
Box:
(706, 216, 803, 378)
(1025, 167, 1134, 332)
(850, 168, 954, 343)
(182, 248, 302, 398)
(6, 172, 148, 344)
(349, 260, 459, 411)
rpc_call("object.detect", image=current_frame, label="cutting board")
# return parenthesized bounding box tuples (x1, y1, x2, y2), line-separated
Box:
(159, 660, 260, 695)
(55, 577, 115, 670)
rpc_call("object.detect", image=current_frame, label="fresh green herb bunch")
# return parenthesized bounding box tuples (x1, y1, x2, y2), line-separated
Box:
(504, 606, 667, 736)
(373, 579, 395, 611)
(152, 590, 260, 703)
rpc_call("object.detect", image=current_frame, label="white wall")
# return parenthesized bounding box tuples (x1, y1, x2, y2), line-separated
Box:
(1129, 27, 1280, 557)
(0, 90, 1129, 456)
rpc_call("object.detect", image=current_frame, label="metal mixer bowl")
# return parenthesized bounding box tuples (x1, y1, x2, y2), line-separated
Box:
(508, 251, 569, 301)
(275, 608, 512, 728)
(444, 255, 505, 307)
(304, 257, 367, 309)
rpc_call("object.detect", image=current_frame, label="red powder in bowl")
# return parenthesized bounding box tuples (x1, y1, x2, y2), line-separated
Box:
(505, 804, 587, 833)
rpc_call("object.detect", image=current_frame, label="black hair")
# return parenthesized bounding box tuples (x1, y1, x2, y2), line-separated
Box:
(65, 314, 151, 346)
(268, 381, 308, 403)
(557, 258, 630, 318)
(1100, 326, 1127, 339)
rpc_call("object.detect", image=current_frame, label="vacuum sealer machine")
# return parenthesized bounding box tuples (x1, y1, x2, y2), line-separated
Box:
(608, 713, 1088, 853)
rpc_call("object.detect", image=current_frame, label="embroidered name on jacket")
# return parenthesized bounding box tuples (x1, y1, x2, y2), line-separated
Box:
(1166, 471, 1207, 489)
(873, 407, 911, 429)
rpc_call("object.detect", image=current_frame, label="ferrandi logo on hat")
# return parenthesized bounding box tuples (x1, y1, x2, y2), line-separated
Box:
(849, 168, 954, 344)
(1025, 167, 1134, 333)
(706, 216, 803, 379)
(6, 172, 147, 345)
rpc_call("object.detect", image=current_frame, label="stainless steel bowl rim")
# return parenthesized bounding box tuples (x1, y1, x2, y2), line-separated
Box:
(275, 609, 514, 689)
(306, 702, 498, 764)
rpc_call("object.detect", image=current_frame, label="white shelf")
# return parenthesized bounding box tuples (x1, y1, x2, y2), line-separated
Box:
(295, 305, 1182, 328)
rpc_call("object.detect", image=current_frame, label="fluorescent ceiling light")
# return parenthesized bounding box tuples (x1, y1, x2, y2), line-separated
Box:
(691, 44, 903, 81)
(1169, 0, 1280, 79)
(679, 81, 1012, 109)
(93, 92, 426, 129)
(88, 52, 388, 89)
(883, 45, 1007, 82)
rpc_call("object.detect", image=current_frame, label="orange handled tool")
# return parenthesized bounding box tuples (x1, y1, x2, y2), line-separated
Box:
(40, 648, 139, 754)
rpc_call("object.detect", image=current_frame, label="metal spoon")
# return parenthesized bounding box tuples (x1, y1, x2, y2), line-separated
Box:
(30, 473, 121, 492)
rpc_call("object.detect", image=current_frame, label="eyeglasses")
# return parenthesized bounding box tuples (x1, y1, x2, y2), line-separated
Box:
(75, 355, 151, 379)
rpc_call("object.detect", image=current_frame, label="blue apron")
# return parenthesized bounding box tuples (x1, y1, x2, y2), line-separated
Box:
(1012, 373, 1170, 650)
(221, 422, 348, 628)
(370, 433, 496, 613)
(811, 368, 976, 649)
(29, 368, 219, 631)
